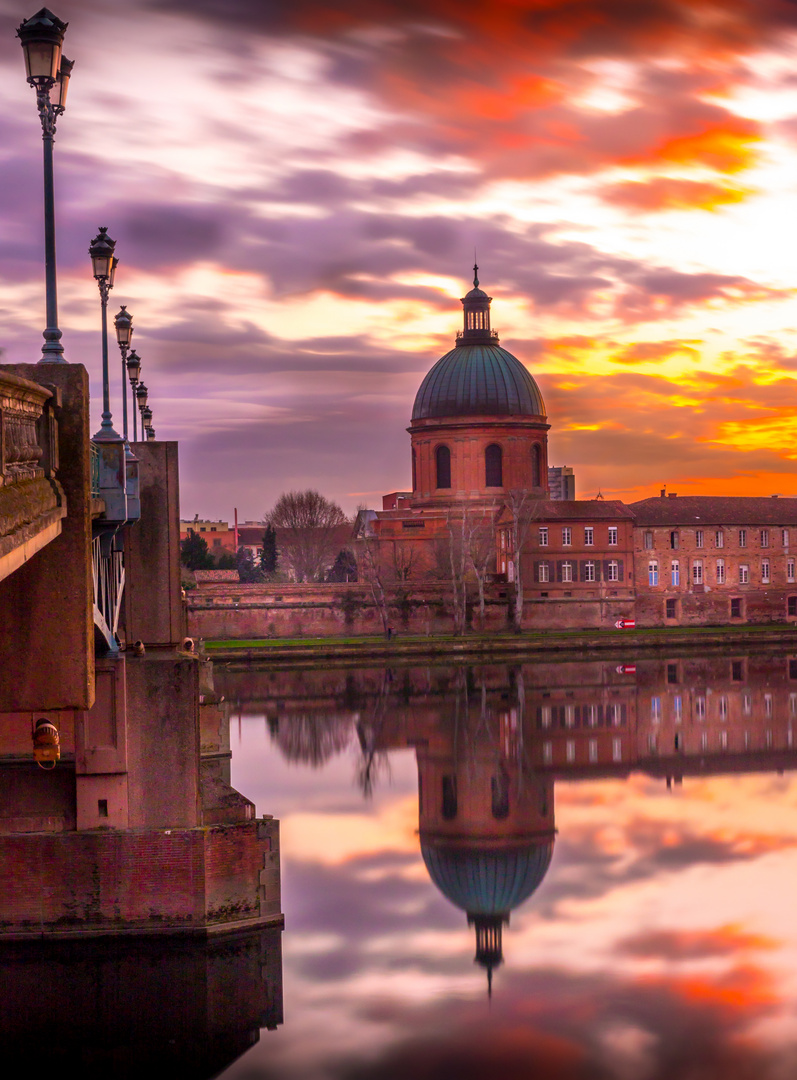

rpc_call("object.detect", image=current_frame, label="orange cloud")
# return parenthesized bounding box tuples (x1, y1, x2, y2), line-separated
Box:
(618, 924, 779, 961)
(602, 177, 753, 212)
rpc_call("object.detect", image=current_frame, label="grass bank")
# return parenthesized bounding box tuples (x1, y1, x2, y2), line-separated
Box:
(203, 623, 797, 667)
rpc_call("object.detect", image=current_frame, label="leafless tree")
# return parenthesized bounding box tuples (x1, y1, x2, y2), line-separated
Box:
(358, 530, 391, 636)
(266, 489, 348, 582)
(466, 503, 498, 631)
(505, 490, 544, 631)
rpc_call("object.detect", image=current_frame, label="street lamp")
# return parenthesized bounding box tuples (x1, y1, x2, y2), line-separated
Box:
(146, 427, 156, 441)
(114, 305, 133, 441)
(126, 350, 142, 441)
(136, 380, 148, 430)
(89, 226, 120, 440)
(141, 404, 153, 437)
(17, 8, 72, 363)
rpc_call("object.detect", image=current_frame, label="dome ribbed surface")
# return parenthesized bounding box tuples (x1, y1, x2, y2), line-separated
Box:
(421, 839, 554, 916)
(412, 344, 545, 420)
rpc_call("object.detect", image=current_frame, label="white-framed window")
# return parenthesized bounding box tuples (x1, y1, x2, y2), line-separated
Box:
(608, 561, 619, 582)
(589, 739, 598, 763)
(761, 529, 770, 547)
(566, 740, 575, 763)
(585, 704, 597, 727)
(671, 560, 680, 587)
(539, 562, 550, 583)
(715, 530, 724, 548)
(543, 741, 552, 763)
(784, 529, 790, 547)
(562, 561, 573, 582)
(612, 704, 623, 726)
(696, 696, 706, 720)
(644, 531, 653, 549)
(539, 527, 548, 546)
(719, 695, 728, 720)
(649, 561, 659, 586)
(696, 530, 704, 547)
(739, 528, 747, 547)
(565, 705, 575, 728)
(541, 706, 552, 728)
(740, 564, 749, 584)
(585, 561, 596, 582)
(765, 693, 773, 717)
(720, 731, 728, 750)
(612, 738, 622, 762)
(584, 527, 594, 546)
(562, 527, 571, 546)
(788, 560, 795, 583)
(743, 693, 752, 716)
(716, 559, 725, 584)
(762, 559, 770, 584)
(608, 527, 618, 546)
(692, 561, 703, 585)
(790, 693, 797, 717)
(651, 696, 661, 722)
(673, 695, 682, 722)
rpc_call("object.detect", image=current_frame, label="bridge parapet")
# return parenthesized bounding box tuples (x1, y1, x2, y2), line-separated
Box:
(0, 370, 65, 585)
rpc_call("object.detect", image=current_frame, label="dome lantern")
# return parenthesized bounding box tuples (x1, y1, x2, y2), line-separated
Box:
(458, 263, 497, 345)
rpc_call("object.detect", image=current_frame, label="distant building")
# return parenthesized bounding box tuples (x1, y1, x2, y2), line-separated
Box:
(179, 517, 236, 554)
(548, 465, 575, 501)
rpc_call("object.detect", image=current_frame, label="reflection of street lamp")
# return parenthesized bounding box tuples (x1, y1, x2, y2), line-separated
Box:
(126, 349, 142, 442)
(114, 305, 133, 441)
(89, 227, 120, 439)
(17, 8, 72, 363)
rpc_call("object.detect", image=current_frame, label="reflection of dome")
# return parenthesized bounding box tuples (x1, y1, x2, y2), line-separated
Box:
(273, 714, 353, 767)
(420, 838, 554, 916)
(412, 344, 546, 421)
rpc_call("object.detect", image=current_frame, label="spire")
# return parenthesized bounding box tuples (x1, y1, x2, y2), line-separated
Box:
(469, 912, 506, 998)
(473, 262, 479, 289)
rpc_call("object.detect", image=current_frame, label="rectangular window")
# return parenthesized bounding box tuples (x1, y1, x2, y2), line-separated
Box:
(565, 705, 575, 728)
(789, 596, 797, 617)
(585, 561, 596, 582)
(784, 529, 790, 547)
(790, 660, 797, 680)
(692, 561, 703, 585)
(696, 697, 706, 720)
(608, 527, 618, 546)
(649, 561, 659, 587)
(612, 738, 622, 762)
(731, 597, 742, 618)
(541, 706, 551, 728)
(608, 561, 619, 582)
(539, 527, 548, 546)
(644, 531, 653, 549)
(761, 529, 770, 547)
(732, 660, 743, 681)
(651, 696, 661, 722)
(696, 530, 704, 547)
(701, 731, 708, 751)
(715, 530, 724, 548)
(739, 528, 747, 547)
(562, 561, 573, 582)
(719, 696, 728, 720)
(765, 693, 773, 717)
(566, 740, 575, 763)
(743, 693, 752, 716)
(671, 561, 680, 587)
(670, 531, 679, 550)
(585, 704, 597, 727)
(789, 560, 795, 583)
(539, 562, 550, 583)
(739, 565, 749, 584)
(562, 527, 571, 546)
(666, 598, 677, 619)
(589, 739, 598, 763)
(543, 741, 552, 764)
(790, 693, 797, 716)
(762, 560, 770, 584)
(612, 704, 623, 727)
(667, 663, 678, 684)
(673, 695, 682, 722)
(720, 731, 728, 750)
(584, 527, 594, 546)
(716, 559, 725, 584)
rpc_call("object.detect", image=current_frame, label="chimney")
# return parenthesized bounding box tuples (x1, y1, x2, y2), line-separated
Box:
(234, 507, 239, 548)
(668, 493, 678, 499)
(660, 488, 666, 497)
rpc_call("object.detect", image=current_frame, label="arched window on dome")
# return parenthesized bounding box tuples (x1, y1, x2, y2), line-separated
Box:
(532, 444, 541, 488)
(436, 445, 451, 489)
(485, 444, 503, 487)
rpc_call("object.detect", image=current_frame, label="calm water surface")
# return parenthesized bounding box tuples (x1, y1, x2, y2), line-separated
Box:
(218, 653, 797, 1080)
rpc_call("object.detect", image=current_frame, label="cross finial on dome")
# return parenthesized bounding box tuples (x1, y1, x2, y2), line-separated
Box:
(473, 262, 479, 288)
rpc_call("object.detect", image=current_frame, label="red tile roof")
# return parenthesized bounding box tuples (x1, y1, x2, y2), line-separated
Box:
(630, 495, 797, 525)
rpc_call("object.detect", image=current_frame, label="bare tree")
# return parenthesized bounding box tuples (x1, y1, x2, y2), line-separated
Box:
(266, 489, 348, 582)
(505, 490, 544, 631)
(466, 503, 498, 631)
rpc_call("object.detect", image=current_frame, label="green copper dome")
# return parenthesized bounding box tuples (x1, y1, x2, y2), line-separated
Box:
(412, 343, 546, 421)
(420, 839, 554, 916)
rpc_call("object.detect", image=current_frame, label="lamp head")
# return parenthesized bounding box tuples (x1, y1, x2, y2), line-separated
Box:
(126, 350, 141, 383)
(136, 382, 148, 409)
(17, 8, 68, 86)
(89, 226, 116, 281)
(114, 305, 133, 347)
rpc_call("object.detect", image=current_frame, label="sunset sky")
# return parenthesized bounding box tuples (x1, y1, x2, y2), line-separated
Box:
(3, 1, 797, 518)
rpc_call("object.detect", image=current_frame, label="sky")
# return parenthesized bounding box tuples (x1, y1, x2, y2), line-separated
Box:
(225, 664, 797, 1080)
(4, 1, 797, 518)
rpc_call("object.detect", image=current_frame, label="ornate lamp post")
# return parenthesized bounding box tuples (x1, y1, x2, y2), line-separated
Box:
(126, 350, 142, 442)
(113, 305, 133, 441)
(141, 405, 153, 439)
(136, 382, 148, 437)
(89, 227, 120, 440)
(17, 8, 72, 363)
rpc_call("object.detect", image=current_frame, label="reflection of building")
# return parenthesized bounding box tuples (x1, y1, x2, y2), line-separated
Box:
(0, 925, 283, 1077)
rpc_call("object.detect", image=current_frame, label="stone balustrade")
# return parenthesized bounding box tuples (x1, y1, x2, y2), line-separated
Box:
(0, 369, 66, 584)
